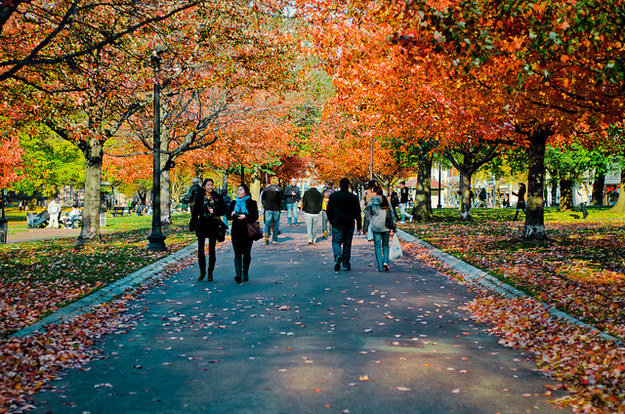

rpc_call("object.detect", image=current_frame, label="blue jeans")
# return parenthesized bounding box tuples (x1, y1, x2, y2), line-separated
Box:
(286, 202, 299, 224)
(372, 231, 390, 271)
(399, 203, 409, 222)
(321, 210, 331, 233)
(304, 212, 319, 242)
(332, 226, 354, 268)
(264, 210, 281, 242)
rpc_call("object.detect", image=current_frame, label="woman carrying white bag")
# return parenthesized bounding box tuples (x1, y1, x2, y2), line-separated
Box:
(364, 187, 398, 272)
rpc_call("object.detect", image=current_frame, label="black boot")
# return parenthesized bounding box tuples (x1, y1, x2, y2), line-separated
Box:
(234, 256, 242, 283)
(198, 257, 206, 281)
(243, 256, 251, 281)
(207, 257, 216, 282)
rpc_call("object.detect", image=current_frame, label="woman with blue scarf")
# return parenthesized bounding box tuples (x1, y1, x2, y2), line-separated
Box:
(227, 184, 259, 283)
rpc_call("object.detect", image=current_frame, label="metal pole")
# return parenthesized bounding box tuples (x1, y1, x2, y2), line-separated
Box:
(369, 135, 373, 181)
(147, 49, 167, 251)
(437, 163, 442, 209)
(0, 189, 7, 244)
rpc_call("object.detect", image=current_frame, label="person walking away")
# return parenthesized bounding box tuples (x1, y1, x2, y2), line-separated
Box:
(362, 180, 377, 234)
(512, 183, 526, 220)
(186, 177, 203, 228)
(302, 181, 323, 244)
(221, 189, 232, 231)
(478, 188, 487, 208)
(321, 183, 335, 238)
(262, 176, 284, 244)
(364, 187, 396, 272)
(192, 179, 227, 281)
(327, 178, 362, 271)
(228, 184, 259, 283)
(389, 187, 400, 220)
(577, 182, 591, 219)
(284, 178, 301, 226)
(398, 181, 411, 223)
(47, 198, 61, 228)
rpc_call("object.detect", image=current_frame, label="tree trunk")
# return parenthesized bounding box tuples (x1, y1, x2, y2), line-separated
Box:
(412, 156, 434, 222)
(523, 128, 549, 241)
(160, 165, 171, 225)
(559, 177, 574, 212)
(459, 169, 472, 221)
(77, 138, 104, 245)
(551, 180, 558, 206)
(608, 168, 625, 214)
(222, 171, 229, 193)
(591, 171, 605, 206)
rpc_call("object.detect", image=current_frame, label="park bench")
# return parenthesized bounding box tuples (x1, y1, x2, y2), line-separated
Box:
(112, 206, 130, 217)
(26, 211, 49, 228)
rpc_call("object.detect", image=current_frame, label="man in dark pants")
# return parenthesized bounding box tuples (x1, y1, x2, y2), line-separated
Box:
(327, 178, 362, 271)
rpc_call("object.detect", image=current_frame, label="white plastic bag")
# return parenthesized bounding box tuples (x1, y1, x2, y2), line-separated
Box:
(366, 225, 373, 241)
(389, 233, 402, 260)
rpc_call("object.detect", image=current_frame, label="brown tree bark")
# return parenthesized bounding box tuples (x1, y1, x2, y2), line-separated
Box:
(559, 177, 574, 212)
(459, 169, 473, 221)
(591, 171, 605, 206)
(412, 156, 434, 222)
(608, 169, 625, 214)
(522, 127, 550, 241)
(77, 137, 104, 245)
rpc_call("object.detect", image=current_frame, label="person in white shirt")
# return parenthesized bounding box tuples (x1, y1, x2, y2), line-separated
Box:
(47, 199, 61, 228)
(577, 182, 591, 219)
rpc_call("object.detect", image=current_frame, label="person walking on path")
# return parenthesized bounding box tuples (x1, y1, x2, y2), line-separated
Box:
(220, 189, 232, 231)
(284, 178, 301, 226)
(302, 181, 323, 244)
(361, 180, 377, 234)
(321, 183, 334, 239)
(398, 181, 411, 223)
(327, 178, 362, 272)
(192, 179, 227, 282)
(512, 183, 526, 221)
(364, 187, 396, 272)
(47, 198, 61, 229)
(389, 187, 400, 220)
(577, 182, 591, 219)
(228, 184, 259, 283)
(262, 176, 285, 244)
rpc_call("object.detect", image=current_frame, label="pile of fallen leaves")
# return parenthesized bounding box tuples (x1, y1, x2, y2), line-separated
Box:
(0, 222, 196, 337)
(402, 218, 625, 413)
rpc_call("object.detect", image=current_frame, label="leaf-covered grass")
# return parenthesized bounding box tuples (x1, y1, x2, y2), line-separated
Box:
(403, 207, 625, 338)
(0, 213, 196, 338)
(401, 207, 625, 413)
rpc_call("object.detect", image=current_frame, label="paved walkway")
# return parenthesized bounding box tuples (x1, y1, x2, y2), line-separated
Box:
(31, 218, 568, 413)
(6, 227, 82, 243)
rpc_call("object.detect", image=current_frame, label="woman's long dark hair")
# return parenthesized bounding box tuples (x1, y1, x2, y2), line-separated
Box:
(375, 186, 389, 208)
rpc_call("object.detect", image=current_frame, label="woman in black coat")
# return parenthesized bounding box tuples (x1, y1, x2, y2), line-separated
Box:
(228, 184, 259, 283)
(192, 178, 226, 281)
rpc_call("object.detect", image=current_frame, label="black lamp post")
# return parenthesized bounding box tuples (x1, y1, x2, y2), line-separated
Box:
(437, 163, 442, 209)
(147, 45, 167, 251)
(0, 189, 7, 244)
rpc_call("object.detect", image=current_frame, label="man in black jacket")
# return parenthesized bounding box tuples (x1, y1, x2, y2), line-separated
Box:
(261, 176, 285, 244)
(327, 178, 362, 271)
(302, 181, 323, 244)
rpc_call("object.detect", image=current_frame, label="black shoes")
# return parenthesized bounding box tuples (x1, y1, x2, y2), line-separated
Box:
(198, 271, 206, 281)
(334, 257, 342, 271)
(235, 276, 242, 283)
(243, 274, 249, 282)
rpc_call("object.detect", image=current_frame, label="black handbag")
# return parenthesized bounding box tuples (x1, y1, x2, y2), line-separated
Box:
(217, 220, 228, 242)
(246, 221, 263, 241)
(385, 208, 396, 231)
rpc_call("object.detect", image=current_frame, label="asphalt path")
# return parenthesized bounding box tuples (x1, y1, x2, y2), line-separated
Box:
(31, 217, 568, 414)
